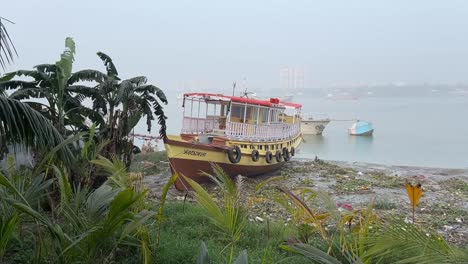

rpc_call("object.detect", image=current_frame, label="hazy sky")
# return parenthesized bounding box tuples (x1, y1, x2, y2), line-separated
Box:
(3, 0, 468, 92)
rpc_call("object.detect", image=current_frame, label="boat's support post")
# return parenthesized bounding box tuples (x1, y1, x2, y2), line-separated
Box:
(197, 98, 201, 133)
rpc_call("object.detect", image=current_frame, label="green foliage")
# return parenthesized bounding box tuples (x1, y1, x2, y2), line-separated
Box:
(76, 52, 168, 166)
(155, 202, 308, 264)
(71, 124, 109, 186)
(276, 188, 380, 263)
(92, 155, 129, 189)
(0, 17, 18, 71)
(0, 38, 101, 136)
(374, 199, 397, 210)
(0, 156, 154, 263)
(276, 186, 468, 263)
(280, 243, 342, 264)
(0, 37, 168, 174)
(0, 156, 53, 261)
(182, 163, 247, 263)
(364, 219, 468, 263)
(0, 96, 73, 163)
(196, 241, 249, 264)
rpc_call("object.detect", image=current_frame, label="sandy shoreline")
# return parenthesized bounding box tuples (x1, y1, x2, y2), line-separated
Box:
(142, 158, 468, 245)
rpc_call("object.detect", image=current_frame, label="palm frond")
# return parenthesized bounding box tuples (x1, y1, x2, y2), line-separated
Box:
(0, 96, 72, 163)
(156, 173, 179, 222)
(280, 243, 342, 264)
(96, 52, 118, 77)
(151, 99, 167, 140)
(0, 17, 18, 71)
(55, 37, 75, 86)
(1, 70, 48, 82)
(0, 72, 15, 81)
(181, 174, 225, 229)
(126, 76, 147, 86)
(67, 85, 97, 95)
(91, 155, 129, 189)
(0, 80, 38, 92)
(68, 69, 107, 84)
(116, 80, 134, 103)
(364, 219, 468, 263)
(8, 87, 49, 100)
(278, 187, 329, 240)
(135, 84, 168, 104)
(34, 64, 57, 74)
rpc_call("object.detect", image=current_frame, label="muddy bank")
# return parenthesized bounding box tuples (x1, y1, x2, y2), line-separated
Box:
(141, 158, 468, 245)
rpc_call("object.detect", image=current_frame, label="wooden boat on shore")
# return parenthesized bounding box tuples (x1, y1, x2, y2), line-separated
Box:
(164, 92, 303, 190)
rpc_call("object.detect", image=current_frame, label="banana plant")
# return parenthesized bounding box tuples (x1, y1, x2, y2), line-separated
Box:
(68, 52, 168, 167)
(0, 37, 104, 135)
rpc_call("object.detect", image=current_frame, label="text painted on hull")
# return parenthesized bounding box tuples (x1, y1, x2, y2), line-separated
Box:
(183, 149, 207, 157)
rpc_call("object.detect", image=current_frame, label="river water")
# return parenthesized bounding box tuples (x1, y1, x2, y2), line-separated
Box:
(297, 95, 468, 168)
(135, 92, 468, 169)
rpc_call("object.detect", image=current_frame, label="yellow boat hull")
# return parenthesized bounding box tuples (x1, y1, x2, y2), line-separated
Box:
(164, 134, 302, 190)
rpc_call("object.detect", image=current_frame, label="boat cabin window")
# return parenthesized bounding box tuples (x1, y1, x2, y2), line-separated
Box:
(229, 103, 286, 125)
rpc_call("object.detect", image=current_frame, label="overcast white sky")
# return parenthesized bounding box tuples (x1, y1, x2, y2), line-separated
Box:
(3, 0, 468, 92)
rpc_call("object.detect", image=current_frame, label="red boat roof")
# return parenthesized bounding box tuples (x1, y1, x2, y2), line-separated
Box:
(184, 92, 302, 109)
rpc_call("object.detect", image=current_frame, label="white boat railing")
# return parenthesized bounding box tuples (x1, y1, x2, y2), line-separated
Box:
(181, 117, 300, 141)
(225, 121, 300, 141)
(181, 117, 220, 134)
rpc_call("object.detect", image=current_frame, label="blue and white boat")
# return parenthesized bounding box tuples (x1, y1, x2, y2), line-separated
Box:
(348, 121, 374, 136)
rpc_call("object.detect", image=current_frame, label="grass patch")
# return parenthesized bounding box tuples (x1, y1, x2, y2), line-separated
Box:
(420, 202, 466, 230)
(155, 202, 309, 264)
(129, 151, 168, 175)
(369, 171, 403, 189)
(439, 178, 468, 195)
(280, 165, 314, 177)
(331, 178, 372, 193)
(374, 199, 398, 210)
(314, 159, 355, 175)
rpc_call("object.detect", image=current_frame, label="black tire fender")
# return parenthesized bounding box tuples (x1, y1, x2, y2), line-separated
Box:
(251, 149, 260, 162)
(265, 151, 273, 164)
(275, 150, 283, 162)
(283, 147, 291, 161)
(227, 145, 241, 163)
(290, 147, 295, 156)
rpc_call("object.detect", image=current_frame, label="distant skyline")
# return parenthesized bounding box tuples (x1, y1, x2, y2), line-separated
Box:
(3, 0, 468, 91)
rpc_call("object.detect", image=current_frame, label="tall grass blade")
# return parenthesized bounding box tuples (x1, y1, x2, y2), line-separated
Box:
(197, 241, 210, 264)
(232, 249, 248, 264)
(280, 243, 341, 264)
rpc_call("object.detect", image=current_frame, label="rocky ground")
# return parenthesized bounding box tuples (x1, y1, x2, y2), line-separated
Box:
(141, 158, 468, 246)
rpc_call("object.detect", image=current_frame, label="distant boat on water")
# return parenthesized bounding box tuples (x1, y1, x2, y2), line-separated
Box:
(300, 116, 330, 135)
(348, 121, 374, 136)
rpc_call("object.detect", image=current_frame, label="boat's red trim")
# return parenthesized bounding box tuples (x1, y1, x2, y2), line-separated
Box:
(184, 92, 302, 109)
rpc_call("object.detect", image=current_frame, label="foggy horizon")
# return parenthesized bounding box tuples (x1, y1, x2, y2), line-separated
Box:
(3, 0, 468, 91)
